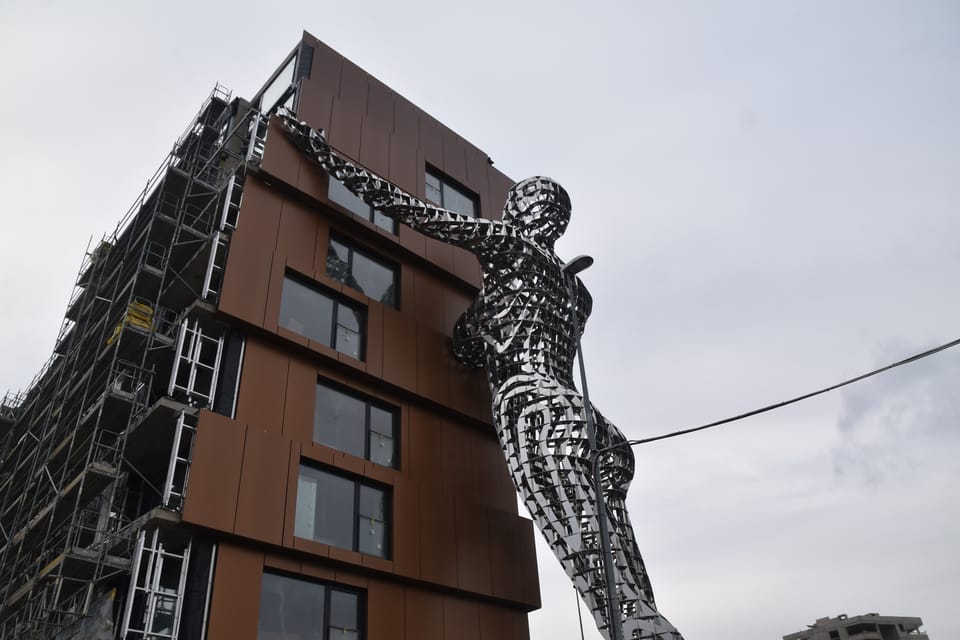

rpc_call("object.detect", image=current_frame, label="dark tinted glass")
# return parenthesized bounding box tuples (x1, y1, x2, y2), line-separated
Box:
(279, 277, 333, 344)
(372, 210, 396, 233)
(335, 306, 363, 359)
(328, 589, 359, 638)
(357, 485, 387, 558)
(368, 406, 395, 467)
(314, 385, 365, 458)
(296, 466, 354, 550)
(425, 171, 442, 205)
(351, 252, 395, 306)
(328, 178, 371, 219)
(257, 572, 326, 640)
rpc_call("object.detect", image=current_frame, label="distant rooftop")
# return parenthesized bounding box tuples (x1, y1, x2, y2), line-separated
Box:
(783, 612, 929, 640)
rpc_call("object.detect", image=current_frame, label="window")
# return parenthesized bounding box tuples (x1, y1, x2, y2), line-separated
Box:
(257, 53, 297, 115)
(295, 465, 390, 558)
(279, 274, 364, 360)
(257, 572, 361, 640)
(314, 380, 397, 468)
(425, 168, 478, 217)
(327, 179, 397, 234)
(326, 236, 398, 308)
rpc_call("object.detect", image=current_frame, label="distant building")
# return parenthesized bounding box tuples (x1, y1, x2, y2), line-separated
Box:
(784, 613, 929, 640)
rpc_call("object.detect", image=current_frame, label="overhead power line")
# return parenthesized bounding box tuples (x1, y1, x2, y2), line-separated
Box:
(607, 336, 960, 451)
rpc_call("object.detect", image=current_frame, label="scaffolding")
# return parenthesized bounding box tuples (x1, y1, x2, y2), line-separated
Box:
(0, 83, 268, 639)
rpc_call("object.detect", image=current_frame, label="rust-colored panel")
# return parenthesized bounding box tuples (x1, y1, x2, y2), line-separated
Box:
(219, 179, 281, 327)
(416, 325, 451, 406)
(487, 507, 526, 604)
(182, 411, 245, 532)
(277, 198, 318, 274)
(333, 567, 367, 588)
(398, 223, 426, 258)
(206, 542, 262, 640)
(444, 596, 481, 640)
(364, 296, 384, 379)
(452, 246, 482, 288)
(418, 488, 458, 587)
(516, 516, 541, 609)
(360, 553, 393, 573)
(264, 551, 300, 574)
(414, 270, 445, 332)
(366, 77, 394, 128)
(406, 405, 442, 487)
(381, 308, 417, 392)
(263, 253, 286, 334)
(455, 498, 492, 595)
(424, 237, 455, 274)
(329, 98, 363, 161)
(367, 580, 405, 640)
(297, 156, 329, 203)
(487, 169, 513, 222)
(405, 588, 444, 640)
(393, 95, 419, 147)
(398, 265, 415, 318)
(440, 419, 473, 496)
(419, 114, 444, 170)
(388, 133, 419, 198)
(392, 478, 420, 579)
(296, 40, 341, 133)
(359, 116, 391, 178)
(471, 435, 516, 513)
(300, 559, 336, 582)
(261, 118, 302, 187)
(293, 536, 331, 559)
(464, 147, 493, 219)
(442, 288, 472, 338)
(479, 603, 519, 640)
(283, 354, 316, 442)
(449, 360, 493, 425)
(297, 82, 334, 136)
(235, 429, 290, 545)
(513, 608, 531, 639)
(441, 130, 469, 185)
(234, 337, 289, 434)
(282, 444, 300, 547)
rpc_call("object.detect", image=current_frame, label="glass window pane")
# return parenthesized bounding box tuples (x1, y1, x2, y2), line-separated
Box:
(258, 573, 326, 640)
(335, 326, 362, 360)
(296, 467, 355, 550)
(369, 433, 394, 468)
(294, 474, 317, 540)
(280, 277, 334, 346)
(358, 518, 387, 558)
(372, 210, 396, 234)
(314, 384, 366, 458)
(351, 252, 395, 307)
(326, 239, 355, 290)
(259, 55, 297, 114)
(358, 485, 385, 521)
(443, 184, 476, 217)
(425, 171, 442, 205)
(328, 590, 359, 631)
(328, 178, 372, 219)
(369, 406, 393, 437)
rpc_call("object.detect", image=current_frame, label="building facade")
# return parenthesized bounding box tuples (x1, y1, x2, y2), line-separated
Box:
(0, 31, 540, 639)
(784, 613, 929, 640)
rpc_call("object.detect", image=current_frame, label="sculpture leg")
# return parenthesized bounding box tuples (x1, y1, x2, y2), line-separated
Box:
(492, 376, 682, 640)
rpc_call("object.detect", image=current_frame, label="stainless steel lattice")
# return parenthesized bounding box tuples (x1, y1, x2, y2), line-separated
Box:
(278, 109, 683, 640)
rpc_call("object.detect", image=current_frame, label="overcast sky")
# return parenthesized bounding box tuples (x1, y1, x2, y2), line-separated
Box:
(1, 2, 958, 639)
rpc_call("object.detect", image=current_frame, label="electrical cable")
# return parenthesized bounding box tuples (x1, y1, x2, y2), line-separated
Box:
(602, 335, 960, 452)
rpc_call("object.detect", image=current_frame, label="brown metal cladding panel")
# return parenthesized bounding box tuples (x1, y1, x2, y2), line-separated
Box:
(516, 517, 541, 608)
(182, 411, 245, 532)
(418, 488, 458, 587)
(300, 559, 336, 581)
(440, 419, 474, 497)
(296, 40, 341, 133)
(486, 508, 526, 604)
(261, 118, 303, 187)
(442, 288, 472, 340)
(381, 308, 417, 392)
(277, 198, 319, 274)
(443, 596, 481, 640)
(219, 179, 281, 327)
(454, 498, 493, 595)
(297, 155, 328, 204)
(449, 359, 493, 424)
(414, 270, 445, 332)
(283, 354, 316, 442)
(440, 130, 469, 185)
(297, 84, 334, 138)
(397, 221, 426, 258)
(406, 405, 442, 487)
(263, 253, 286, 333)
(234, 337, 289, 434)
(392, 478, 421, 579)
(367, 580, 405, 640)
(452, 247, 481, 287)
(329, 98, 363, 161)
(388, 133, 419, 199)
(464, 147, 493, 218)
(416, 326, 451, 406)
(487, 169, 513, 222)
(418, 115, 444, 170)
(264, 551, 301, 574)
(405, 588, 444, 640)
(398, 265, 416, 317)
(366, 77, 394, 128)
(364, 301, 384, 379)
(513, 610, 531, 640)
(479, 603, 520, 640)
(283, 444, 301, 548)
(206, 542, 263, 640)
(359, 116, 391, 178)
(424, 237, 455, 274)
(393, 95, 419, 147)
(471, 435, 516, 513)
(235, 429, 290, 545)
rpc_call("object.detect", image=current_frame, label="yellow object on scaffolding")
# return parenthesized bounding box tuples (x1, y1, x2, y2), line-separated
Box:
(105, 301, 155, 345)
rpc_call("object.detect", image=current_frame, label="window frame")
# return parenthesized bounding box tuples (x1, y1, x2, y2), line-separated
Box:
(327, 178, 398, 234)
(326, 234, 399, 309)
(279, 271, 366, 361)
(295, 462, 392, 559)
(313, 378, 398, 468)
(424, 166, 479, 218)
(257, 570, 365, 640)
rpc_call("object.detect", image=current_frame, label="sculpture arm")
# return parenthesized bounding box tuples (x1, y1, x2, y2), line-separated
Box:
(276, 108, 503, 247)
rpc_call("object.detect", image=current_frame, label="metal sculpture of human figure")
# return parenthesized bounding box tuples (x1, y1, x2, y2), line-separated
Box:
(277, 109, 683, 640)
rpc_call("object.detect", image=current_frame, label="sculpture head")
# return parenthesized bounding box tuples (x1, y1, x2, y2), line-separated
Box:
(502, 177, 571, 248)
